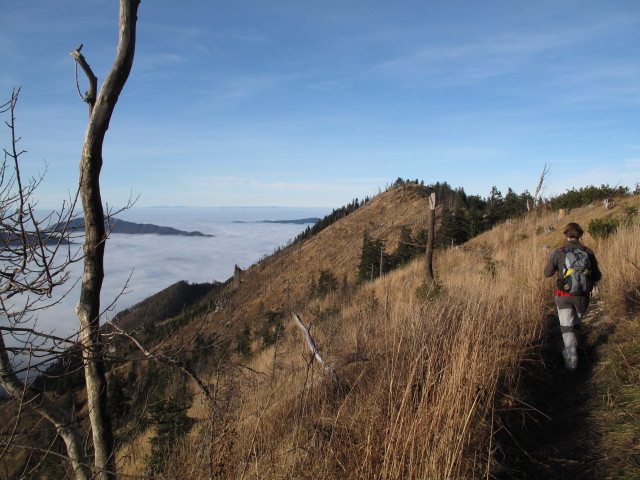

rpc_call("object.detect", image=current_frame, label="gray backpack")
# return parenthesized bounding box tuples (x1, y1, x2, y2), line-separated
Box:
(562, 248, 593, 295)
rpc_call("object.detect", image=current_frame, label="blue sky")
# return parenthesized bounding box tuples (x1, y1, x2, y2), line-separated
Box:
(2, 0, 639, 209)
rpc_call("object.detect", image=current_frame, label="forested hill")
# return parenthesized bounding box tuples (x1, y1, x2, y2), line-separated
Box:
(64, 217, 214, 236)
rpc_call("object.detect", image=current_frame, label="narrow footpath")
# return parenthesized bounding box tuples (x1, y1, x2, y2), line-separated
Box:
(495, 302, 613, 479)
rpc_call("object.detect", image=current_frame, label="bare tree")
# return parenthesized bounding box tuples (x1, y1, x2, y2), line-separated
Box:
(530, 162, 550, 211)
(0, 91, 91, 479)
(70, 1, 140, 478)
(0, 1, 141, 478)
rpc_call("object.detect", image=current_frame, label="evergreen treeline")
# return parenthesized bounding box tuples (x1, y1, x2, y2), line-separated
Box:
(393, 179, 533, 246)
(293, 197, 371, 244)
(548, 184, 635, 211)
(355, 180, 537, 284)
(356, 227, 425, 284)
(354, 179, 638, 286)
(290, 179, 539, 255)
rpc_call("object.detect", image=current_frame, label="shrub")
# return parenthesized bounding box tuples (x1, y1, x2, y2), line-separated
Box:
(549, 185, 630, 211)
(415, 281, 443, 303)
(622, 205, 638, 225)
(259, 310, 284, 348)
(482, 252, 498, 278)
(587, 218, 620, 239)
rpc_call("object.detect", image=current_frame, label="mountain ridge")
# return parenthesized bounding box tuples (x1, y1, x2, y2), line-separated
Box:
(64, 217, 214, 237)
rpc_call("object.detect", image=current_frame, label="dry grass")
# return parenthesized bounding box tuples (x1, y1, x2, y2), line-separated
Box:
(116, 428, 153, 476)
(162, 207, 559, 478)
(127, 191, 640, 479)
(587, 215, 640, 477)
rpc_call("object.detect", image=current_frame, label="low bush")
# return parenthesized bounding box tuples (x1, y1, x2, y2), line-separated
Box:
(587, 218, 620, 239)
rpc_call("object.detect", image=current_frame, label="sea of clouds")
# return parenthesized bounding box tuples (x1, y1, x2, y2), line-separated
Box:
(11, 206, 331, 342)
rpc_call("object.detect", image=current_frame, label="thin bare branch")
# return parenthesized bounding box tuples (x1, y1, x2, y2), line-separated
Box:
(531, 162, 551, 210)
(69, 44, 97, 108)
(105, 320, 214, 401)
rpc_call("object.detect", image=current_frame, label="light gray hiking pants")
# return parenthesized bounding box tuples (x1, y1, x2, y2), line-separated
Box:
(557, 306, 582, 370)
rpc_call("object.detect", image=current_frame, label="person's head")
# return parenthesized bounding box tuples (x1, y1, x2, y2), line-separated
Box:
(563, 222, 584, 240)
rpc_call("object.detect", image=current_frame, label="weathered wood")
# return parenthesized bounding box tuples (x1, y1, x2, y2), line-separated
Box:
(71, 1, 140, 479)
(292, 312, 341, 390)
(531, 162, 550, 211)
(425, 192, 436, 283)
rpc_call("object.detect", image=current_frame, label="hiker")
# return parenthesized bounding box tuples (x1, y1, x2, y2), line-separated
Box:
(544, 222, 602, 371)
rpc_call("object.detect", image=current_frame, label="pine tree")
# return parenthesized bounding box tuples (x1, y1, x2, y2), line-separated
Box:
(357, 232, 389, 283)
(503, 187, 527, 218)
(442, 206, 469, 246)
(485, 186, 504, 227)
(393, 226, 418, 266)
(316, 270, 339, 298)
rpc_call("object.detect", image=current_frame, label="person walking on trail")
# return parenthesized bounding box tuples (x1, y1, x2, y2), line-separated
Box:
(544, 222, 602, 371)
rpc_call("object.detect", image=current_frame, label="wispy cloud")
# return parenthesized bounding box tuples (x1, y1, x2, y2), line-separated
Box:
(373, 31, 580, 86)
(624, 158, 640, 167)
(225, 73, 296, 98)
(371, 16, 637, 92)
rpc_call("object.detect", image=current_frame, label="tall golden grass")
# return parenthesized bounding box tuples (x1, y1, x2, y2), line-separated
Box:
(142, 194, 640, 479)
(157, 209, 569, 478)
(587, 214, 640, 477)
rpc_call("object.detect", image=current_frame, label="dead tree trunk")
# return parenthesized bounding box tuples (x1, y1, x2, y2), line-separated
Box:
(292, 312, 342, 391)
(425, 192, 436, 284)
(530, 162, 550, 211)
(70, 1, 140, 478)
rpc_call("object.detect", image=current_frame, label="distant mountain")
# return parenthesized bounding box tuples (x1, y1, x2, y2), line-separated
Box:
(64, 217, 214, 237)
(0, 231, 71, 246)
(233, 217, 321, 224)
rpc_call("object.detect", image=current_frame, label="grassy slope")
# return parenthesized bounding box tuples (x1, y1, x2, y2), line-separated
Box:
(201, 182, 433, 334)
(116, 188, 640, 479)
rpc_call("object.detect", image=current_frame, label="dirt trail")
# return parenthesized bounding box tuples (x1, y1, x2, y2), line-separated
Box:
(495, 302, 612, 479)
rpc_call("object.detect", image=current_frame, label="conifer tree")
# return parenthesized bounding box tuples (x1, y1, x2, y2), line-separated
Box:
(393, 226, 417, 266)
(357, 232, 389, 283)
(442, 206, 469, 246)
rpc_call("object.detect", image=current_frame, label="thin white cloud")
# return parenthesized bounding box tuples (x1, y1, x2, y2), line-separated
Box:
(624, 158, 640, 166)
(372, 16, 637, 91)
(373, 31, 578, 85)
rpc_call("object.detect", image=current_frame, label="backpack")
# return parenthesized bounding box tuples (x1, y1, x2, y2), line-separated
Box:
(561, 248, 593, 295)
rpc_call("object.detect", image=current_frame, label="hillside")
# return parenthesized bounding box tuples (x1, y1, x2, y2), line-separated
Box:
(3, 183, 638, 479)
(110, 185, 638, 479)
(205, 183, 434, 334)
